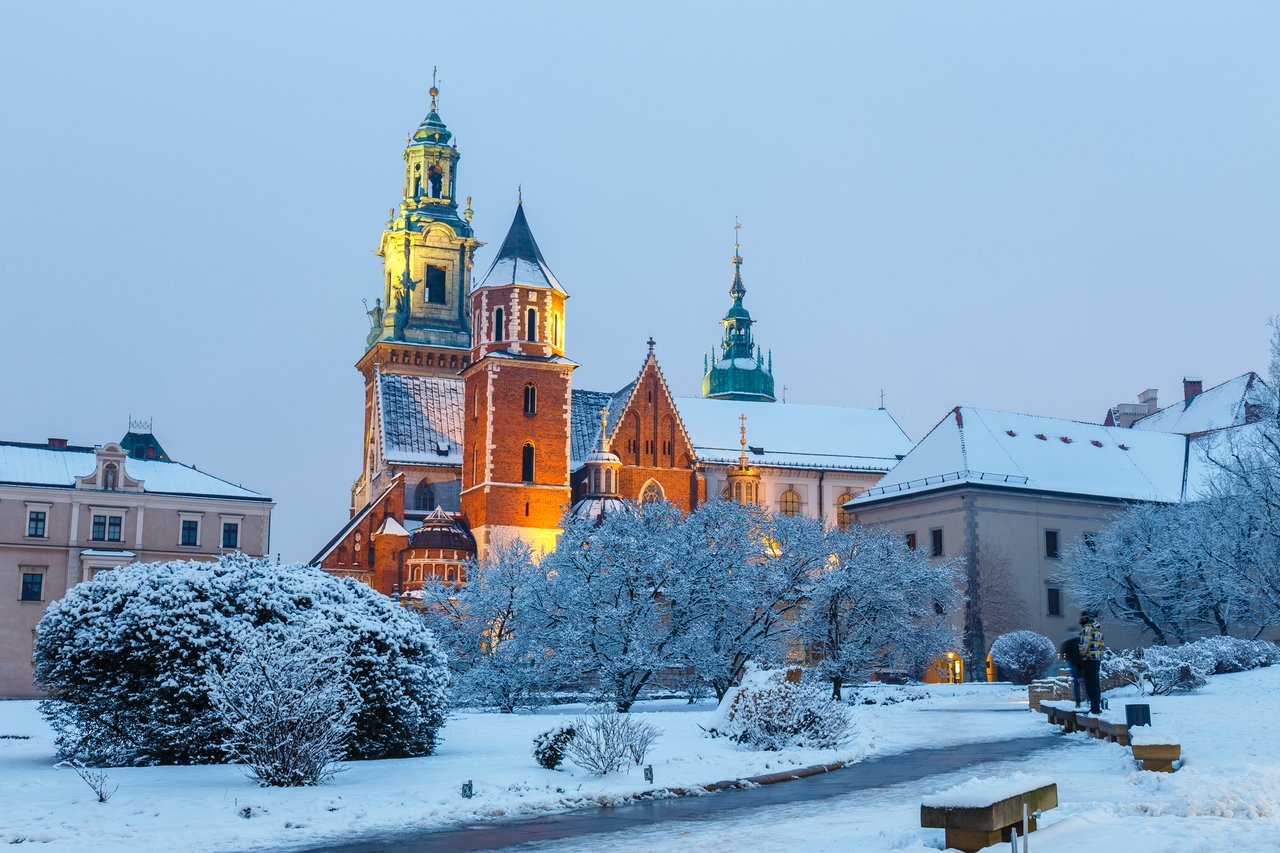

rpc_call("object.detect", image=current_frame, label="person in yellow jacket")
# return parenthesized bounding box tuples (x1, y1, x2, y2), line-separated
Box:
(1078, 611, 1105, 714)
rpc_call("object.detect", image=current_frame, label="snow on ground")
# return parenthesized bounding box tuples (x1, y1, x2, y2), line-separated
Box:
(5, 669, 1277, 852)
(0, 683, 1034, 852)
(525, 667, 1280, 853)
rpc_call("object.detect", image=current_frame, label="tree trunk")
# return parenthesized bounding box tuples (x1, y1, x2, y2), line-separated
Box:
(831, 676, 843, 701)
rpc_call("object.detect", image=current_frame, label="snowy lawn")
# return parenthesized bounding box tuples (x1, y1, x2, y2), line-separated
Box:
(530, 666, 1280, 852)
(0, 683, 1037, 851)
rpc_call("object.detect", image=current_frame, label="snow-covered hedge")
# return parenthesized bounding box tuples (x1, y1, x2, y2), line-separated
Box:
(989, 631, 1057, 685)
(710, 666, 854, 751)
(34, 555, 449, 766)
(1104, 637, 1280, 696)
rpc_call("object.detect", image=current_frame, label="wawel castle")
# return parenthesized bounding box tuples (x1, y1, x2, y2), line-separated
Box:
(310, 85, 912, 594)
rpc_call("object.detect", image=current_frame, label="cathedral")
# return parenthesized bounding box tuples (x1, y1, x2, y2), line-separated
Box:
(311, 85, 913, 595)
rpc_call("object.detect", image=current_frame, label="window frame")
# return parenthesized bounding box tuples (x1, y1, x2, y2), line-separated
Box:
(180, 518, 200, 547)
(107, 515, 123, 542)
(91, 514, 107, 541)
(222, 521, 240, 550)
(27, 510, 47, 539)
(20, 570, 45, 602)
(1047, 586, 1063, 617)
(523, 383, 537, 416)
(905, 531, 918, 551)
(778, 489, 802, 518)
(1044, 529, 1060, 560)
(930, 528, 944, 558)
(521, 442, 535, 483)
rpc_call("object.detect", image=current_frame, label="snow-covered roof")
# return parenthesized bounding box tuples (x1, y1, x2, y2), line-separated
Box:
(851, 407, 1192, 506)
(475, 204, 566, 294)
(675, 397, 914, 472)
(0, 442, 269, 501)
(570, 386, 635, 468)
(1131, 373, 1271, 435)
(378, 373, 464, 467)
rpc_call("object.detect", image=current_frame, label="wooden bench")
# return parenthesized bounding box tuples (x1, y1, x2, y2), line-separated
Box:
(1131, 742, 1180, 772)
(921, 781, 1058, 852)
(1096, 719, 1130, 746)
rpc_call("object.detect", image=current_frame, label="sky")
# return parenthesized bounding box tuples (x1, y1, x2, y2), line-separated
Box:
(2, 1, 1277, 561)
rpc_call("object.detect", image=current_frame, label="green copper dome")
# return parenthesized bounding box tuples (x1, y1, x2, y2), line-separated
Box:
(701, 234, 776, 403)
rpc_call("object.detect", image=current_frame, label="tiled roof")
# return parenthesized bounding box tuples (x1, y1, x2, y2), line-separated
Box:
(378, 373, 464, 466)
(851, 407, 1191, 506)
(476, 204, 566, 293)
(570, 384, 635, 469)
(1131, 373, 1271, 435)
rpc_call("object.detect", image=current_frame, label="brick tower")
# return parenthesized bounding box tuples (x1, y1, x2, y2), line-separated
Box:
(461, 200, 576, 556)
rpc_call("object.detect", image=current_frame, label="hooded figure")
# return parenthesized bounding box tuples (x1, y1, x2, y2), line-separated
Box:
(1077, 611, 1105, 714)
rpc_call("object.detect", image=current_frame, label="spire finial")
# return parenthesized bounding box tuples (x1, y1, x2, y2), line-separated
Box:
(517, 184, 523, 205)
(429, 66, 439, 110)
(880, 389, 886, 409)
(738, 413, 750, 470)
(599, 405, 609, 437)
(732, 216, 742, 265)
(646, 336, 656, 355)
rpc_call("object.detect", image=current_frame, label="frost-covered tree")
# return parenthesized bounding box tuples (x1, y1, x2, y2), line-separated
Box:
(35, 555, 449, 765)
(206, 627, 356, 786)
(988, 630, 1057, 684)
(794, 525, 964, 699)
(669, 502, 820, 700)
(536, 503, 695, 712)
(417, 539, 555, 712)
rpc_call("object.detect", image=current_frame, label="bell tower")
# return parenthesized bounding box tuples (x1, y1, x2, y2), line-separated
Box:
(701, 220, 777, 403)
(461, 200, 575, 556)
(363, 72, 482, 361)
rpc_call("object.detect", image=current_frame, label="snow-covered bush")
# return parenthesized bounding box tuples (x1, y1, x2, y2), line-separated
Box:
(565, 710, 661, 775)
(531, 725, 576, 770)
(1192, 636, 1280, 673)
(1137, 646, 1211, 695)
(716, 668, 854, 751)
(988, 631, 1057, 685)
(206, 628, 356, 786)
(34, 555, 449, 765)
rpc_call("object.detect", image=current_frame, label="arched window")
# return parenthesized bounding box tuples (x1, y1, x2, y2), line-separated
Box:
(521, 442, 535, 483)
(604, 469, 613, 493)
(836, 493, 855, 530)
(640, 479, 665, 504)
(526, 308, 537, 342)
(524, 383, 537, 415)
(733, 482, 743, 502)
(428, 166, 443, 198)
(592, 469, 602, 492)
(414, 480, 434, 511)
(103, 463, 117, 491)
(778, 489, 802, 518)
(495, 307, 505, 341)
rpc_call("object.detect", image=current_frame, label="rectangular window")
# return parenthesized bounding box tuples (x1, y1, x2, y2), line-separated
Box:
(27, 511, 47, 538)
(930, 528, 944, 558)
(222, 522, 239, 549)
(21, 573, 44, 602)
(91, 515, 106, 541)
(905, 532, 918, 551)
(181, 519, 199, 546)
(107, 516, 123, 542)
(1047, 587, 1063, 617)
(1044, 530, 1059, 559)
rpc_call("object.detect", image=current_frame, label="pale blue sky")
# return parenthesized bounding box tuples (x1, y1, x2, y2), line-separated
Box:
(2, 2, 1276, 560)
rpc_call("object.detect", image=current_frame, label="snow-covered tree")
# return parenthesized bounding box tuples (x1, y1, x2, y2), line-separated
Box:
(794, 525, 964, 699)
(988, 630, 1057, 684)
(417, 539, 555, 712)
(669, 502, 819, 700)
(205, 627, 356, 786)
(536, 502, 694, 712)
(35, 555, 449, 765)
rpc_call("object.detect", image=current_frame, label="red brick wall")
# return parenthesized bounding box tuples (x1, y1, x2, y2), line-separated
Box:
(608, 360, 701, 511)
(319, 476, 407, 595)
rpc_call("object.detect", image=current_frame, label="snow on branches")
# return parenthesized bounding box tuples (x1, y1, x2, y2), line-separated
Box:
(988, 631, 1057, 684)
(34, 554, 449, 767)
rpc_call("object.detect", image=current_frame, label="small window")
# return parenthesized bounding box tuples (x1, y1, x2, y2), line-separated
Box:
(640, 480, 665, 504)
(27, 511, 47, 538)
(425, 266, 446, 304)
(181, 519, 199, 546)
(427, 166, 443, 197)
(835, 493, 855, 530)
(1047, 587, 1063, 617)
(107, 516, 122, 542)
(526, 308, 537, 342)
(222, 522, 239, 549)
(21, 573, 44, 602)
(524, 383, 537, 415)
(495, 307, 506, 341)
(521, 443, 535, 483)
(91, 515, 106, 541)
(905, 532, 918, 551)
(1044, 530, 1059, 559)
(930, 528, 944, 558)
(778, 489, 801, 518)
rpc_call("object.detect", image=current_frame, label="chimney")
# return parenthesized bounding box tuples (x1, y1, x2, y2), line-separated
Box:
(47, 438, 68, 449)
(1183, 376, 1203, 403)
(1138, 388, 1158, 414)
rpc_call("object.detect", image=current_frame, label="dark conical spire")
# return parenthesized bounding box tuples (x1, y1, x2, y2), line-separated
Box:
(476, 201, 566, 293)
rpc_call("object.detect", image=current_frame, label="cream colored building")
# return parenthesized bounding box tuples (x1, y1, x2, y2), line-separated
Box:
(846, 406, 1208, 679)
(1, 431, 273, 697)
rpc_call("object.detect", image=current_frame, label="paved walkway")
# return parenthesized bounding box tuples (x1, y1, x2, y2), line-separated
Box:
(299, 733, 1062, 853)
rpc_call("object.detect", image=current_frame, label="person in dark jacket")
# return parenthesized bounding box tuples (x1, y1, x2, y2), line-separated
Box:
(1078, 611, 1105, 715)
(1060, 634, 1083, 707)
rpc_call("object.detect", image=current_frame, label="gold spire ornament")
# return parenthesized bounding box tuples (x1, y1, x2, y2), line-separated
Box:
(430, 66, 439, 110)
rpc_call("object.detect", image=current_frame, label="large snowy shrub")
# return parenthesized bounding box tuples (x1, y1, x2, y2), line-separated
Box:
(989, 631, 1057, 685)
(205, 627, 357, 786)
(34, 555, 449, 765)
(714, 667, 854, 751)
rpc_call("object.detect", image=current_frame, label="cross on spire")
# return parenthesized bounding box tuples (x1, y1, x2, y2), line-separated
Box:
(646, 336, 656, 355)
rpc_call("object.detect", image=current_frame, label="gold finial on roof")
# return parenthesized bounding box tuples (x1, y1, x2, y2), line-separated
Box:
(429, 66, 439, 108)
(732, 216, 742, 265)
